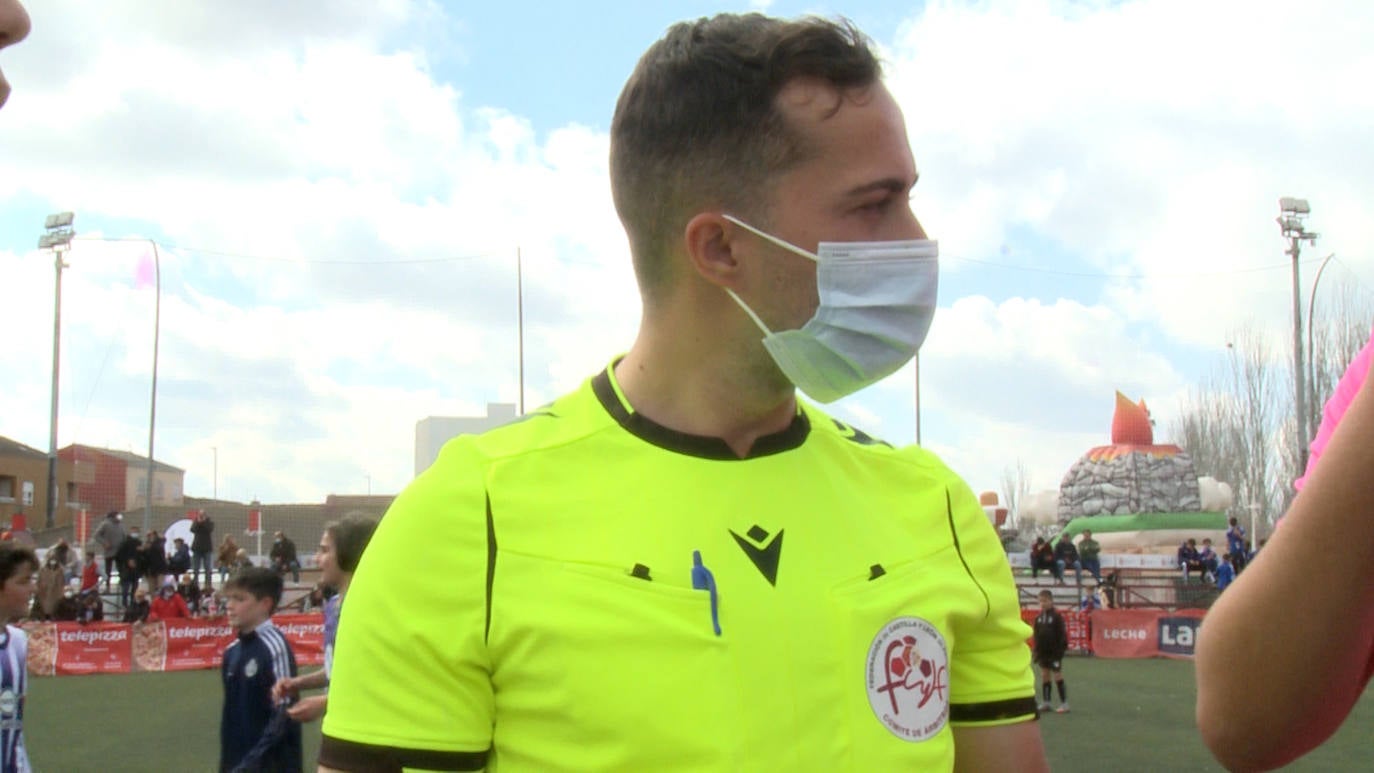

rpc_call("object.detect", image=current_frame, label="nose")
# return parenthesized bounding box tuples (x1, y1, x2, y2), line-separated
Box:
(0, 0, 30, 49)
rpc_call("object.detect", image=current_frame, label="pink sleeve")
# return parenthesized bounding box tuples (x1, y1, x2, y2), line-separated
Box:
(1295, 328, 1374, 491)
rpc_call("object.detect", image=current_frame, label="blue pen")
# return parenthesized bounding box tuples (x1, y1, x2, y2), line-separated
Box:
(691, 550, 722, 636)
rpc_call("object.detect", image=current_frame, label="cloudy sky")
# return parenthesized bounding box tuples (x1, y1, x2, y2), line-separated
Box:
(2, 0, 1371, 507)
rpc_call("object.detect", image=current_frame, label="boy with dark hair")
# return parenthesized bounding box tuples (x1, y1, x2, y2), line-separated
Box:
(1032, 589, 1071, 714)
(220, 566, 300, 773)
(0, 542, 38, 771)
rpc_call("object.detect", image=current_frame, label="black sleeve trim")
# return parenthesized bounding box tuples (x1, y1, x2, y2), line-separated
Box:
(949, 696, 1040, 724)
(485, 494, 496, 643)
(318, 736, 489, 771)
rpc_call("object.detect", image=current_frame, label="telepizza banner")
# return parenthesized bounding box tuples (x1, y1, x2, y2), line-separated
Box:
(155, 619, 235, 672)
(24, 614, 325, 676)
(24, 622, 133, 675)
(273, 614, 325, 666)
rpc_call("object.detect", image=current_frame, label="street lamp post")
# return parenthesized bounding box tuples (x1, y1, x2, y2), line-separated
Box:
(38, 212, 76, 530)
(142, 241, 162, 536)
(1278, 197, 1319, 472)
(1305, 251, 1337, 431)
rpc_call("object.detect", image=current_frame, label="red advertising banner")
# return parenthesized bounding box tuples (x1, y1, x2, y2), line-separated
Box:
(273, 614, 325, 666)
(23, 613, 325, 676)
(52, 622, 132, 675)
(157, 619, 235, 672)
(1090, 609, 1159, 658)
(247, 509, 262, 534)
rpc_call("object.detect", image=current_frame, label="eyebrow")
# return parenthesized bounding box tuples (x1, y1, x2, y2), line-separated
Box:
(843, 175, 919, 199)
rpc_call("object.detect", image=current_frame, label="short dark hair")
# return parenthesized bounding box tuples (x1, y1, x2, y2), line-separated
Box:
(224, 566, 283, 612)
(326, 514, 380, 574)
(0, 543, 37, 589)
(610, 13, 881, 302)
(1037, 590, 1054, 601)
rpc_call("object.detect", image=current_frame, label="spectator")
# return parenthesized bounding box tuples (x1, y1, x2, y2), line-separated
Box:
(269, 531, 300, 584)
(1054, 532, 1081, 585)
(114, 528, 145, 609)
(122, 587, 150, 623)
(1078, 587, 1103, 612)
(216, 535, 240, 585)
(143, 529, 168, 593)
(1100, 571, 1120, 609)
(34, 554, 64, 620)
(78, 589, 104, 624)
(232, 548, 253, 573)
(79, 552, 99, 596)
(190, 511, 215, 590)
(1196, 538, 1219, 582)
(1031, 589, 1070, 714)
(92, 511, 125, 593)
(1031, 537, 1059, 581)
(1214, 553, 1236, 591)
(1177, 538, 1205, 582)
(220, 567, 301, 773)
(53, 583, 80, 622)
(149, 579, 191, 621)
(0, 541, 37, 772)
(49, 538, 79, 582)
(168, 537, 191, 577)
(1077, 529, 1102, 583)
(273, 515, 379, 724)
(177, 573, 202, 615)
(1225, 517, 1247, 573)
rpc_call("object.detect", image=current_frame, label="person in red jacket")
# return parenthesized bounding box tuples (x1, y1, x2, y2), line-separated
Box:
(79, 553, 99, 595)
(148, 579, 190, 621)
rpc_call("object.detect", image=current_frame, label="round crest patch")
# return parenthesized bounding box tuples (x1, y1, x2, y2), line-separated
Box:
(0, 688, 16, 716)
(865, 616, 950, 742)
(245, 658, 258, 678)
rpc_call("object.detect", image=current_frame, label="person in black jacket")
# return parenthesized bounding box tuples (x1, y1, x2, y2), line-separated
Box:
(114, 529, 145, 608)
(1032, 589, 1070, 714)
(268, 532, 300, 584)
(191, 511, 216, 591)
(221, 567, 300, 772)
(143, 529, 169, 593)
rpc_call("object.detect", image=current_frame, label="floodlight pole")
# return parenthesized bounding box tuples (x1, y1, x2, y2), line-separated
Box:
(39, 212, 76, 530)
(143, 241, 162, 536)
(1278, 198, 1318, 473)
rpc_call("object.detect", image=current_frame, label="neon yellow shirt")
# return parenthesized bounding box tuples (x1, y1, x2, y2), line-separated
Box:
(321, 363, 1035, 771)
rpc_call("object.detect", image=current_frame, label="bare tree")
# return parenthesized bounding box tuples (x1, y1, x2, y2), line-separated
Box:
(999, 459, 1031, 529)
(1170, 275, 1372, 541)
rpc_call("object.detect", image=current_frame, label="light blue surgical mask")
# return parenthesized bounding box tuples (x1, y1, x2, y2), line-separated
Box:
(723, 215, 939, 403)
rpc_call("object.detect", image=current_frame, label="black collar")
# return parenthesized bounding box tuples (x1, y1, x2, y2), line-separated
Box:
(591, 365, 809, 460)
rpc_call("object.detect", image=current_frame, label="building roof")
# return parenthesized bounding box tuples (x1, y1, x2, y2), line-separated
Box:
(0, 435, 46, 460)
(65, 444, 184, 473)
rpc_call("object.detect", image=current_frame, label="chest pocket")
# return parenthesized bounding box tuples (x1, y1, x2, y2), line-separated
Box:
(488, 550, 741, 771)
(827, 547, 980, 769)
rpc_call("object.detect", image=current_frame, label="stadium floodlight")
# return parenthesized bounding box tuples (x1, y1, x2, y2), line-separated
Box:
(44, 211, 75, 229)
(1279, 197, 1310, 216)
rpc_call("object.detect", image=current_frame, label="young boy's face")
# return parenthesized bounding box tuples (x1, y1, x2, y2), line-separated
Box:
(317, 532, 341, 588)
(225, 588, 274, 632)
(1039, 595, 1053, 611)
(0, 563, 35, 620)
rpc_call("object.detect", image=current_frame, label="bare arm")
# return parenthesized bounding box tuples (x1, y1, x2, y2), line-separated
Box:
(1195, 368, 1374, 771)
(952, 722, 1048, 773)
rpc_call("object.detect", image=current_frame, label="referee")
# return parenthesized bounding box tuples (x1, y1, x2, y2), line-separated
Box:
(322, 12, 1044, 772)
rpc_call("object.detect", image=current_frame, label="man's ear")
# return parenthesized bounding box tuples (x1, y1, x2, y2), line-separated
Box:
(683, 212, 743, 289)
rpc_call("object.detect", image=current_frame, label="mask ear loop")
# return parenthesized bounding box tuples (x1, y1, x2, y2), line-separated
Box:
(719, 214, 819, 337)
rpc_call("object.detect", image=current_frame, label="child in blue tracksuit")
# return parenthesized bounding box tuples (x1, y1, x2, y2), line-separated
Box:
(221, 567, 300, 772)
(1214, 553, 1236, 591)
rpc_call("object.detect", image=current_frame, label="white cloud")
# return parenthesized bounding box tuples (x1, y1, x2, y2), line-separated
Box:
(4, 0, 1372, 508)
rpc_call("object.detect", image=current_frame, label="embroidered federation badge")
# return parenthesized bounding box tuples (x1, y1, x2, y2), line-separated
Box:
(865, 616, 950, 741)
(245, 658, 258, 678)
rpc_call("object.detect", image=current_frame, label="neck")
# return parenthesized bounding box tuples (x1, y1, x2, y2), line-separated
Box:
(617, 294, 798, 458)
(336, 576, 351, 596)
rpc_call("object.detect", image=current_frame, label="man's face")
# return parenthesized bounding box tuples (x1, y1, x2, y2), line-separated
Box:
(737, 80, 924, 332)
(0, 566, 33, 620)
(317, 531, 341, 588)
